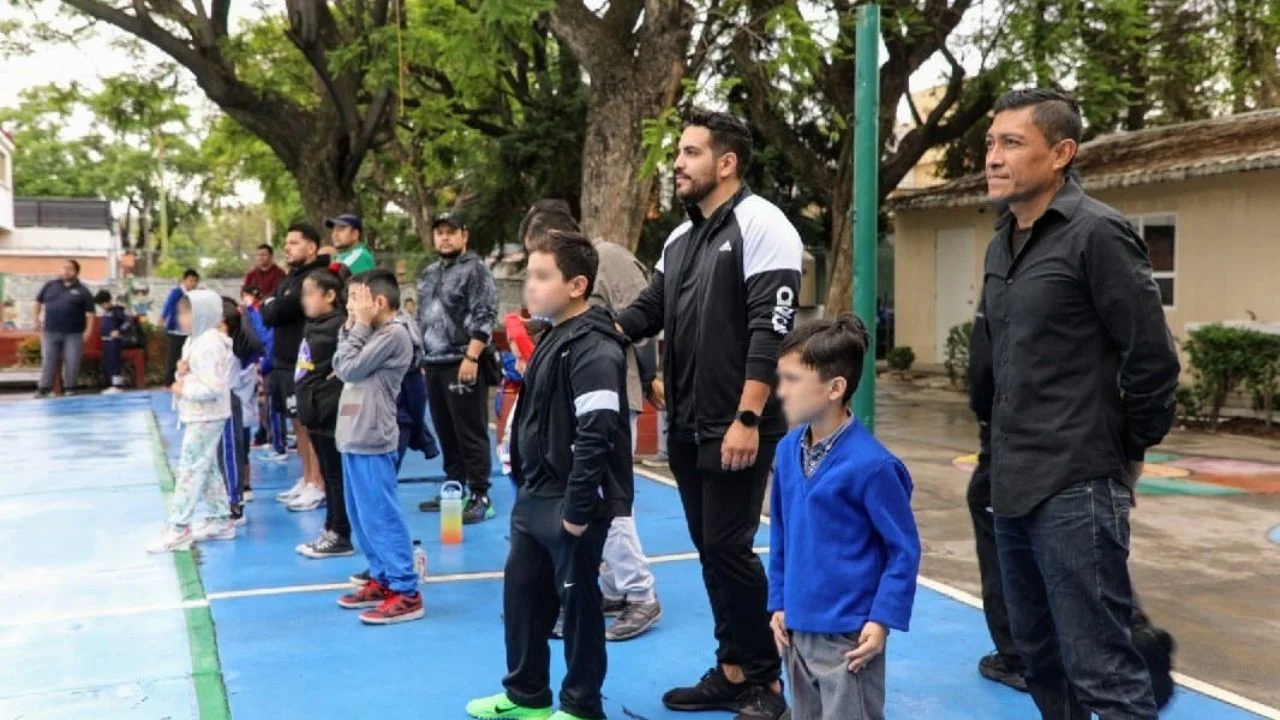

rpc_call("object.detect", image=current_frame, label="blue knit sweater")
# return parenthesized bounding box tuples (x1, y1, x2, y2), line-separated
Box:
(768, 420, 921, 634)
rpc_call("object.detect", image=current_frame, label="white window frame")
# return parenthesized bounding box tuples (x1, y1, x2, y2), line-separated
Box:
(1128, 213, 1177, 311)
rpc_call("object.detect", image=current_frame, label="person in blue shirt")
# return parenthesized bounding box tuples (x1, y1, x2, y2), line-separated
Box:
(767, 313, 921, 720)
(94, 290, 130, 393)
(162, 269, 200, 386)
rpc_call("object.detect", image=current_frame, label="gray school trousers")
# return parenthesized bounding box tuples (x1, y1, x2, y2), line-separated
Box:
(785, 631, 886, 720)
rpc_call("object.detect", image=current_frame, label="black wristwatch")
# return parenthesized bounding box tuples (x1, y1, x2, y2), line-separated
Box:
(735, 410, 760, 428)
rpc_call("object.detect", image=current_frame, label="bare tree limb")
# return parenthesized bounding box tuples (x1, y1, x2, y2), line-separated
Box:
(548, 0, 613, 76)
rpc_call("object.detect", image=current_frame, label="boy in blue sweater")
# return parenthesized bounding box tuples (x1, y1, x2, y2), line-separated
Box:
(768, 314, 920, 720)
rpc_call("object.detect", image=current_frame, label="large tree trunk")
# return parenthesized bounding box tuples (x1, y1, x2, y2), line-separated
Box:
(823, 137, 854, 314)
(579, 65, 684, 250)
(550, 0, 691, 250)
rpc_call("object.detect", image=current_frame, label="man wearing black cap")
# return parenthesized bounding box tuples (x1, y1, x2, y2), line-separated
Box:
(416, 211, 499, 523)
(325, 214, 376, 274)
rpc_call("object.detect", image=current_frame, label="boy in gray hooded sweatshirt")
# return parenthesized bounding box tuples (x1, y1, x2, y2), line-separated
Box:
(332, 269, 424, 625)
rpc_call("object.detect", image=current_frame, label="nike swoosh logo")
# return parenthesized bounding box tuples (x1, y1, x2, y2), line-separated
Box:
(564, 583, 575, 589)
(495, 703, 518, 714)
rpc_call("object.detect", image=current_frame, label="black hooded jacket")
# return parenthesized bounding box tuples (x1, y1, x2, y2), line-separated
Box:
(509, 306, 634, 526)
(260, 255, 331, 369)
(296, 309, 346, 432)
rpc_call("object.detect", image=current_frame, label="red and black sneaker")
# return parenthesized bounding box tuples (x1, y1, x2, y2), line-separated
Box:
(359, 591, 425, 625)
(337, 580, 390, 609)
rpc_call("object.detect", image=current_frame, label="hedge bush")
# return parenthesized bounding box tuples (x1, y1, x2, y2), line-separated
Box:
(1183, 324, 1280, 427)
(945, 320, 972, 389)
(887, 346, 915, 375)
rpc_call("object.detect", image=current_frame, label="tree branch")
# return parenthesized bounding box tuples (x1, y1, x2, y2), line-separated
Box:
(549, 0, 613, 76)
(345, 85, 393, 187)
(730, 30, 835, 200)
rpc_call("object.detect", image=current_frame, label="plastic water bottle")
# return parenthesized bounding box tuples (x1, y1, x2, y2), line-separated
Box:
(412, 540, 429, 584)
(440, 481, 464, 545)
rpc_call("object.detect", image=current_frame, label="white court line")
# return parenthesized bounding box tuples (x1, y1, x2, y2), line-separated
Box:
(630, 464, 1280, 719)
(0, 598, 210, 628)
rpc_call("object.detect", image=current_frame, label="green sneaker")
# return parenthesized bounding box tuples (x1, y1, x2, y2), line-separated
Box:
(549, 712, 592, 720)
(465, 692, 553, 719)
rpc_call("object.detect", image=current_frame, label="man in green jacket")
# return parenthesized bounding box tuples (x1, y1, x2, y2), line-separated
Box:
(326, 214, 377, 273)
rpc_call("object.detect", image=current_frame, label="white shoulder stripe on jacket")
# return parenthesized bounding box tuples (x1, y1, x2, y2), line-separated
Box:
(734, 194, 804, 280)
(654, 220, 693, 275)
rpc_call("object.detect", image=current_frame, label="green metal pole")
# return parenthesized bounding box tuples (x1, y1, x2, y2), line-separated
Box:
(852, 5, 880, 432)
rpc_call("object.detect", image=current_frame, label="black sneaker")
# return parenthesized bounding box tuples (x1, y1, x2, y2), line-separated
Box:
(734, 685, 786, 720)
(607, 599, 662, 641)
(462, 495, 495, 524)
(34, 389, 50, 399)
(662, 667, 749, 712)
(978, 652, 1028, 692)
(349, 569, 371, 586)
(418, 493, 443, 512)
(299, 530, 355, 559)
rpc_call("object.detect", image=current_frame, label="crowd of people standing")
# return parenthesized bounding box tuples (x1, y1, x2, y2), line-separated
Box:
(28, 90, 1187, 720)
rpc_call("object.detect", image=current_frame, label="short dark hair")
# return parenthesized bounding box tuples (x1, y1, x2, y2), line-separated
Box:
(182, 268, 200, 281)
(993, 88, 1083, 148)
(241, 285, 261, 299)
(94, 289, 112, 305)
(350, 268, 401, 311)
(520, 200, 581, 249)
(778, 313, 870, 404)
(65, 258, 81, 273)
(683, 107, 754, 178)
(221, 297, 242, 337)
(306, 266, 348, 308)
(287, 223, 322, 245)
(530, 230, 599, 298)
(257, 243, 274, 254)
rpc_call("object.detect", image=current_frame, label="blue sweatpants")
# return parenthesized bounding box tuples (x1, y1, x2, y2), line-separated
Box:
(217, 393, 244, 507)
(342, 451, 417, 594)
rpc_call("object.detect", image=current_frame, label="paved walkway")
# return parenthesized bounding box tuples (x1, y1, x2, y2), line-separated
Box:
(870, 379, 1280, 709)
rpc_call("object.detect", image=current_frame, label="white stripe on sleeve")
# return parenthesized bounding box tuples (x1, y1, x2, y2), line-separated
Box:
(574, 389, 620, 416)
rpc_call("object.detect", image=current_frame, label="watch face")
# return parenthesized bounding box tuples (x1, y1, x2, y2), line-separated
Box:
(738, 410, 759, 427)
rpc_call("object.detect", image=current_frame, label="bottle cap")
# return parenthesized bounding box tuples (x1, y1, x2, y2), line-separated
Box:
(412, 539, 422, 545)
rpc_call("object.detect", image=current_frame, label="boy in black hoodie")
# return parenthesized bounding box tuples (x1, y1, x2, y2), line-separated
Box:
(467, 231, 631, 720)
(294, 265, 355, 558)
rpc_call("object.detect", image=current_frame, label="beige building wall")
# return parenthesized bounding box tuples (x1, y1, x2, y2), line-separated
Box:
(893, 168, 1280, 364)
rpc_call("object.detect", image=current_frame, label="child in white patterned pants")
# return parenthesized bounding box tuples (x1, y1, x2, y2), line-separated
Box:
(150, 289, 235, 553)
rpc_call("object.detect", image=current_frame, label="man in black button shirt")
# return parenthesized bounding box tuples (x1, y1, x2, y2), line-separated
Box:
(980, 89, 1180, 719)
(33, 259, 96, 397)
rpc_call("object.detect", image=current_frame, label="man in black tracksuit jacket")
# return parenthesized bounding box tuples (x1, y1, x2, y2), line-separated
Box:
(502, 304, 633, 720)
(616, 110, 802, 719)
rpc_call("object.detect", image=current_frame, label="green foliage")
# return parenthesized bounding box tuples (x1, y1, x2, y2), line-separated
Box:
(887, 346, 916, 375)
(1183, 324, 1280, 426)
(944, 321, 973, 389)
(1175, 384, 1203, 424)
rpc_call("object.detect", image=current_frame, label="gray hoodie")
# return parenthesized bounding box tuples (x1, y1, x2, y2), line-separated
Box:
(333, 316, 414, 454)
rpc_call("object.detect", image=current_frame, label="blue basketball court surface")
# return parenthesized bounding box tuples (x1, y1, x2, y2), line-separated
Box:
(1, 392, 1274, 719)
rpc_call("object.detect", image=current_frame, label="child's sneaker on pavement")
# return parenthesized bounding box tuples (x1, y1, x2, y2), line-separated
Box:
(606, 598, 662, 641)
(465, 692, 553, 719)
(462, 495, 495, 524)
(242, 487, 255, 502)
(287, 484, 326, 512)
(193, 520, 237, 541)
(261, 449, 289, 463)
(298, 530, 355, 559)
(602, 596, 627, 617)
(275, 477, 306, 502)
(359, 591, 424, 625)
(349, 569, 371, 586)
(148, 525, 193, 554)
(338, 580, 390, 609)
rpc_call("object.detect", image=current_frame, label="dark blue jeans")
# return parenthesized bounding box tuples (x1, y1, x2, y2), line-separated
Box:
(995, 479, 1157, 720)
